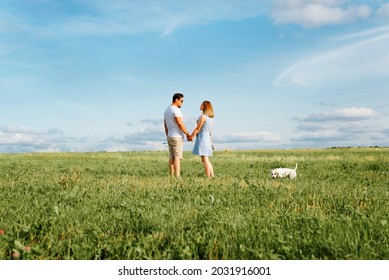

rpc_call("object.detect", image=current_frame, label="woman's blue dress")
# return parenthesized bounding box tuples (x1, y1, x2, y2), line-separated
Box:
(192, 115, 213, 156)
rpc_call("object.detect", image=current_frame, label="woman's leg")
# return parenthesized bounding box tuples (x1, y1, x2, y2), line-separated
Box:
(201, 156, 214, 178)
(209, 160, 214, 177)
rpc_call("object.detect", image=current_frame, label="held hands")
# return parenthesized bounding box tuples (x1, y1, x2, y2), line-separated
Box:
(186, 134, 193, 142)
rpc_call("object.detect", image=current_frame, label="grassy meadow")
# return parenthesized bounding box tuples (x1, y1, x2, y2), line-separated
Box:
(0, 148, 388, 260)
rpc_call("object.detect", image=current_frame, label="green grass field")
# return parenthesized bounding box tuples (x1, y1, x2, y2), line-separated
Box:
(0, 148, 388, 260)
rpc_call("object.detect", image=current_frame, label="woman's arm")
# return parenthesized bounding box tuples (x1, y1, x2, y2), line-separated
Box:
(190, 115, 206, 139)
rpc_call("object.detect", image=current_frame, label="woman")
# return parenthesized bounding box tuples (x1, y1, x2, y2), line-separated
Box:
(190, 101, 215, 178)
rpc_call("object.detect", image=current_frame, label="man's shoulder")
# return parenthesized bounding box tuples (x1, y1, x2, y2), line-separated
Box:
(164, 105, 173, 115)
(165, 105, 182, 116)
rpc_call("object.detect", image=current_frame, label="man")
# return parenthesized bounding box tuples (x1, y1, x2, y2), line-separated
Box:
(164, 93, 191, 177)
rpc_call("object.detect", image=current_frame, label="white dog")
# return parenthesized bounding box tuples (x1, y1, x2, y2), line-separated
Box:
(270, 163, 298, 179)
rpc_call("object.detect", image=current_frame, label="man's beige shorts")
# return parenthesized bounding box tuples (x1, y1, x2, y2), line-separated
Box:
(167, 137, 183, 160)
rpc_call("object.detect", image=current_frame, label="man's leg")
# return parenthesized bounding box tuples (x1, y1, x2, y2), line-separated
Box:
(168, 138, 175, 176)
(169, 158, 175, 176)
(173, 157, 181, 177)
(168, 137, 183, 177)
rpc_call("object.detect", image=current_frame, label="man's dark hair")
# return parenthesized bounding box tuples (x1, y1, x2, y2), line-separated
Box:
(172, 93, 184, 102)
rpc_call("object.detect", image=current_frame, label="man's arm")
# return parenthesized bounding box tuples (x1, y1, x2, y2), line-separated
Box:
(164, 119, 168, 136)
(175, 116, 190, 139)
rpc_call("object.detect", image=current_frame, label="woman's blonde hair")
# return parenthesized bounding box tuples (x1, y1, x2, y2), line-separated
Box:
(202, 101, 214, 118)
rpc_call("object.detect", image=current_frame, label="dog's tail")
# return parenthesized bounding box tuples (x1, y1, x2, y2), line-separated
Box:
(294, 163, 298, 171)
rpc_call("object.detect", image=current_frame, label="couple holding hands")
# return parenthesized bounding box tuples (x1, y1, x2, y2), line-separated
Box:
(164, 93, 214, 178)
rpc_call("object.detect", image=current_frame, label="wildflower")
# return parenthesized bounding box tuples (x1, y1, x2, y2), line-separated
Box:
(0, 229, 4, 235)
(12, 252, 20, 259)
(24, 246, 31, 253)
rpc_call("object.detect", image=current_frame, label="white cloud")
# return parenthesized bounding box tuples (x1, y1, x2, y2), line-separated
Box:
(0, 125, 82, 153)
(0, 125, 63, 136)
(98, 129, 283, 151)
(377, 3, 389, 18)
(333, 25, 389, 41)
(272, 0, 371, 28)
(214, 131, 282, 144)
(140, 118, 163, 126)
(296, 107, 377, 122)
(0, 10, 19, 33)
(0, 19, 9, 33)
(292, 107, 388, 146)
(275, 26, 389, 87)
(99, 127, 166, 151)
(4, 0, 268, 37)
(54, 99, 87, 111)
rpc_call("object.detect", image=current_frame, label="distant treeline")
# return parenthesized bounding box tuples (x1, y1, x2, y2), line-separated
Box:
(328, 146, 388, 149)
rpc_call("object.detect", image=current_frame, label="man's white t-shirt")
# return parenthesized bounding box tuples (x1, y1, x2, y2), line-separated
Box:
(164, 105, 185, 138)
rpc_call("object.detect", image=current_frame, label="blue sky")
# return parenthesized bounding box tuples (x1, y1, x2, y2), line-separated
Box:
(1, 0, 389, 153)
